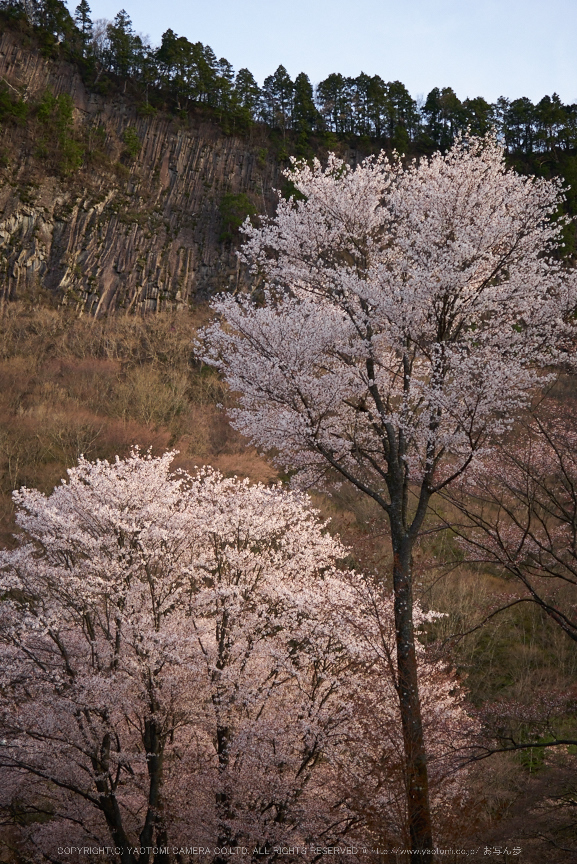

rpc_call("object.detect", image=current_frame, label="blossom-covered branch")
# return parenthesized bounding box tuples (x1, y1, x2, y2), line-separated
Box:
(199, 134, 577, 858)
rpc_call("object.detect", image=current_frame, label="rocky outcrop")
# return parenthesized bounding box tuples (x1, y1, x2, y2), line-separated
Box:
(0, 28, 282, 311)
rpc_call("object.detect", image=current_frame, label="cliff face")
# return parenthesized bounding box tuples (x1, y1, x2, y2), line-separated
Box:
(0, 29, 282, 311)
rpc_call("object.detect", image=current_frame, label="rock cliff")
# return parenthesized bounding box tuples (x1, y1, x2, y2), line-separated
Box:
(0, 28, 283, 311)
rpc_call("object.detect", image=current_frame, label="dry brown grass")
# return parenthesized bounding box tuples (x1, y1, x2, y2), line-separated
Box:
(0, 303, 275, 547)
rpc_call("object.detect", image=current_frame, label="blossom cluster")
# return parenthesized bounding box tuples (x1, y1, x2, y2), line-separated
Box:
(201, 136, 576, 493)
(0, 451, 472, 860)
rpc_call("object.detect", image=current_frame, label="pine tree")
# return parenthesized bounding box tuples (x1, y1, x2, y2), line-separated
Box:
(316, 73, 353, 134)
(74, 0, 92, 56)
(262, 64, 293, 134)
(36, 0, 74, 48)
(233, 68, 261, 118)
(292, 71, 319, 137)
(106, 8, 135, 82)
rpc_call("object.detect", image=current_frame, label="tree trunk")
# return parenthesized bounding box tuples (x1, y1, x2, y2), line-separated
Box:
(92, 733, 137, 864)
(392, 537, 434, 862)
(96, 787, 136, 864)
(213, 724, 234, 864)
(140, 718, 169, 863)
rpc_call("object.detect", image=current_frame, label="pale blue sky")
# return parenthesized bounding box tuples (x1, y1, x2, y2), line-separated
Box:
(83, 0, 577, 103)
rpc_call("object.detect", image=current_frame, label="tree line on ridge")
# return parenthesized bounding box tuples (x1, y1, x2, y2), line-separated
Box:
(1, 0, 576, 163)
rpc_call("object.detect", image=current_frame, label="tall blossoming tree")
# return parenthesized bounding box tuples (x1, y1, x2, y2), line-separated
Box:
(0, 451, 473, 862)
(200, 135, 577, 858)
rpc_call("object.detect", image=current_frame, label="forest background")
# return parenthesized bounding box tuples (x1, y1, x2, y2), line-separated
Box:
(0, 0, 576, 861)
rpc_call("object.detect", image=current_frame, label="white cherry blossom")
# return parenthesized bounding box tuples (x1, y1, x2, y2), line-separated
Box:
(199, 134, 577, 854)
(0, 452, 472, 862)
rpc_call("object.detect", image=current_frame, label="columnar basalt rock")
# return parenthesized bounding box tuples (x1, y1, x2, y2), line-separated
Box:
(0, 29, 281, 311)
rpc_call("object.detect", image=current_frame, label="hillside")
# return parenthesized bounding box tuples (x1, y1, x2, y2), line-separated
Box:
(0, 26, 289, 311)
(1, 13, 576, 314)
(0, 14, 577, 864)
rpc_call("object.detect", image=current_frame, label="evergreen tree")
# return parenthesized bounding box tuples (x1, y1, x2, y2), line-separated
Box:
(365, 74, 388, 138)
(131, 34, 153, 93)
(422, 86, 464, 148)
(262, 64, 294, 133)
(504, 97, 536, 153)
(386, 80, 420, 143)
(351, 72, 374, 135)
(35, 0, 74, 49)
(156, 27, 179, 78)
(217, 57, 234, 85)
(316, 73, 352, 134)
(422, 86, 443, 143)
(292, 72, 319, 136)
(196, 42, 212, 104)
(74, 0, 92, 55)
(215, 57, 234, 110)
(106, 8, 136, 81)
(462, 96, 493, 137)
(558, 102, 577, 152)
(535, 93, 566, 155)
(156, 29, 190, 105)
(233, 68, 262, 119)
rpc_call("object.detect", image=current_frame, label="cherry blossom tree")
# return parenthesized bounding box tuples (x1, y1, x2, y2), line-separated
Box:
(0, 451, 475, 862)
(199, 134, 577, 857)
(0, 452, 351, 862)
(0, 451, 201, 864)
